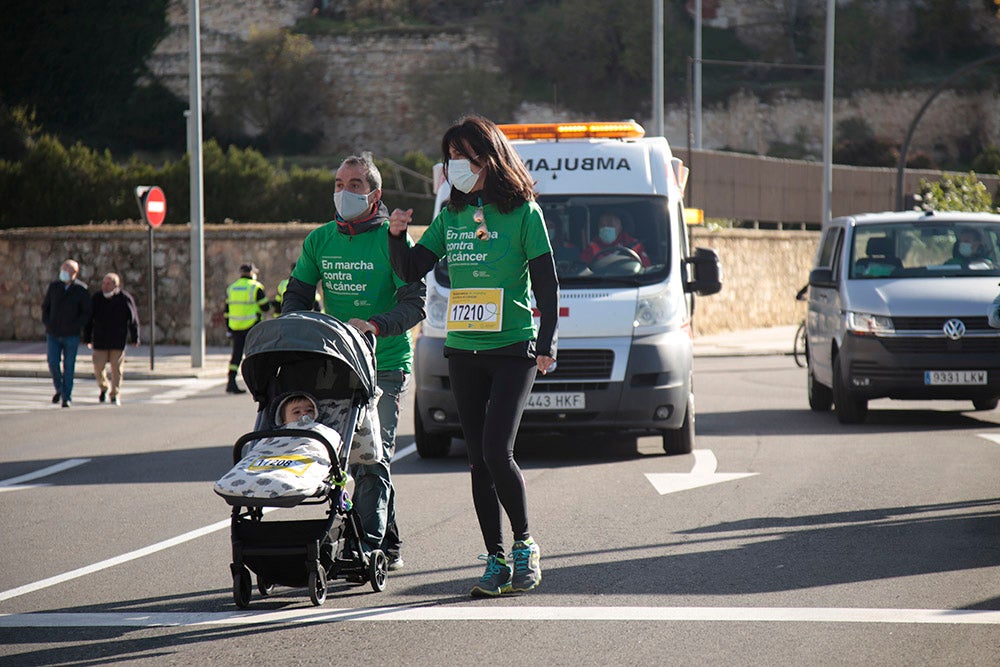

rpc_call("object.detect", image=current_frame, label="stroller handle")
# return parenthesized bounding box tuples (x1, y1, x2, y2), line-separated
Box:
(232, 428, 343, 470)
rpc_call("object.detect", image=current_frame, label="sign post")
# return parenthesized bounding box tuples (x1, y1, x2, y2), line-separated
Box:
(135, 186, 166, 370)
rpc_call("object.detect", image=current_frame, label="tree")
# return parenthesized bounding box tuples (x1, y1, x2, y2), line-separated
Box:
(0, 0, 170, 150)
(918, 172, 996, 212)
(493, 0, 663, 117)
(214, 28, 333, 154)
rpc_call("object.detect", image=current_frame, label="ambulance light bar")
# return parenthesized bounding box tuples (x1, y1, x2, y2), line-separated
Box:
(499, 121, 645, 140)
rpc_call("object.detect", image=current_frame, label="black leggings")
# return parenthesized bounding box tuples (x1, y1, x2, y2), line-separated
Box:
(448, 352, 536, 557)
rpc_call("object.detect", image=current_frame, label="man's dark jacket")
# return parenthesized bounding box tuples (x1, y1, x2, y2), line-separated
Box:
(83, 290, 140, 349)
(42, 279, 91, 337)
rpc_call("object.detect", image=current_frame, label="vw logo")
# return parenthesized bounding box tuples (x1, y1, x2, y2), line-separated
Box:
(942, 318, 966, 340)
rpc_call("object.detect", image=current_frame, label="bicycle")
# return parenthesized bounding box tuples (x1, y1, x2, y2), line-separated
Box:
(793, 284, 808, 368)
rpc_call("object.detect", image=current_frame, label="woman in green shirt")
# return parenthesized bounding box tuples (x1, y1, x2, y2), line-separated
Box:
(389, 115, 559, 597)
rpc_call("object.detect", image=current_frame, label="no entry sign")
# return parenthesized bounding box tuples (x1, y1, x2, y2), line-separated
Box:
(136, 185, 167, 227)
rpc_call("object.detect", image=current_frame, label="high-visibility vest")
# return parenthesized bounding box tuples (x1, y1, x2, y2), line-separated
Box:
(273, 278, 289, 317)
(225, 277, 267, 331)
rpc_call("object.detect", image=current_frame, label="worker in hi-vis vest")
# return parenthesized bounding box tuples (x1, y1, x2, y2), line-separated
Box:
(223, 262, 269, 394)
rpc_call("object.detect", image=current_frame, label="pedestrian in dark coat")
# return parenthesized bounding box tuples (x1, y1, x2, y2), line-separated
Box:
(83, 272, 140, 405)
(42, 259, 91, 407)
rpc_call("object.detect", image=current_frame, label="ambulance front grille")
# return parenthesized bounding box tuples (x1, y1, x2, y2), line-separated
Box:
(538, 349, 614, 380)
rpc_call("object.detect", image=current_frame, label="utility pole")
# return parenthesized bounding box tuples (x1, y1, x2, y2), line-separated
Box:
(821, 0, 835, 227)
(693, 0, 702, 149)
(188, 0, 206, 367)
(652, 0, 664, 137)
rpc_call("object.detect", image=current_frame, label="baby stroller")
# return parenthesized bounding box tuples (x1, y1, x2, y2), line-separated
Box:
(216, 311, 388, 608)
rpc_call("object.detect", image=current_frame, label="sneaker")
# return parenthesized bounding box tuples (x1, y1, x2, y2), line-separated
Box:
(387, 555, 404, 571)
(470, 554, 512, 598)
(99, 390, 106, 403)
(510, 538, 541, 592)
(52, 392, 61, 404)
(110, 396, 120, 406)
(61, 400, 71, 408)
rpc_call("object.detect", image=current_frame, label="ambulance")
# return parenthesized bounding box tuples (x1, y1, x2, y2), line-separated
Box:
(412, 121, 722, 457)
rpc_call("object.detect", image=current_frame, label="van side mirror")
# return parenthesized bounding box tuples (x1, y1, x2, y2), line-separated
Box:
(809, 267, 836, 288)
(685, 247, 722, 296)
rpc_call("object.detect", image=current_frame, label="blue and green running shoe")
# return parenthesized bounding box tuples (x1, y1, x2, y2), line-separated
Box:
(470, 554, 512, 598)
(510, 538, 541, 592)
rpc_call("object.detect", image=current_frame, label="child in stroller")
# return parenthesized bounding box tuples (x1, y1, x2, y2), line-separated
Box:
(215, 311, 389, 608)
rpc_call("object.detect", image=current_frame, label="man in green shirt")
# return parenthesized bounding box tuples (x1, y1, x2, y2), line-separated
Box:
(282, 153, 424, 568)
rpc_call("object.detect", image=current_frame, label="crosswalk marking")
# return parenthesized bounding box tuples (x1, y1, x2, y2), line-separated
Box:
(1, 606, 999, 627)
(0, 377, 226, 414)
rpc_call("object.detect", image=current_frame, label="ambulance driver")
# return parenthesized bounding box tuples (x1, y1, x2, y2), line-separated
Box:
(388, 115, 558, 598)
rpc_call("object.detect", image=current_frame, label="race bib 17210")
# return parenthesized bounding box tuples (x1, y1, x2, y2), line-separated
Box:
(446, 288, 503, 332)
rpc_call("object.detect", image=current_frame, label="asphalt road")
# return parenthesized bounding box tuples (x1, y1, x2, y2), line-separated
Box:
(1, 356, 999, 666)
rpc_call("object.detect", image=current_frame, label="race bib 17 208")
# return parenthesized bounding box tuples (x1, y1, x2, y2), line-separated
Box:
(446, 288, 503, 332)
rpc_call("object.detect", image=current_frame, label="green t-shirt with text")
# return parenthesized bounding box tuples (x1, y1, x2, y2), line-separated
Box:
(418, 200, 551, 351)
(293, 221, 413, 372)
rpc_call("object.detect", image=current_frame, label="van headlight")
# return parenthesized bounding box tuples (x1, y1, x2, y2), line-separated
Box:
(426, 285, 449, 329)
(845, 311, 894, 335)
(634, 290, 674, 329)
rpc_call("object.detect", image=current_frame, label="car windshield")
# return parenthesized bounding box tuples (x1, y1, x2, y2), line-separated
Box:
(849, 220, 1000, 279)
(434, 195, 672, 288)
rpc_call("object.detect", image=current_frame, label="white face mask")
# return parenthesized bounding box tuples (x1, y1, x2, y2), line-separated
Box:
(447, 159, 481, 193)
(59, 269, 71, 283)
(958, 242, 974, 257)
(333, 190, 373, 221)
(102, 290, 116, 299)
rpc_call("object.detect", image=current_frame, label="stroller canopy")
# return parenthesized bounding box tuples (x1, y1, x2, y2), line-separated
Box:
(242, 312, 377, 407)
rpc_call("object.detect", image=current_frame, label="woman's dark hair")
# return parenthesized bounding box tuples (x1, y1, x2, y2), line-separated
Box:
(441, 115, 536, 214)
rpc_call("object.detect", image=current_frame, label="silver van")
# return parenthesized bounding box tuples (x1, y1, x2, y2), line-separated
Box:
(806, 210, 1000, 423)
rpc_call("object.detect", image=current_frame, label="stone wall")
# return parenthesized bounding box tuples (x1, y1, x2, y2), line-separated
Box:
(0, 224, 818, 345)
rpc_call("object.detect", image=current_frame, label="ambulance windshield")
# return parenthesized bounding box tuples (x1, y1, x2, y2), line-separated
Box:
(433, 195, 672, 288)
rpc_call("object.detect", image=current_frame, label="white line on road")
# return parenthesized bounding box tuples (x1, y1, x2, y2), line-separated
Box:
(0, 442, 416, 601)
(0, 516, 239, 603)
(0, 458, 90, 492)
(978, 433, 1000, 445)
(1, 606, 998, 627)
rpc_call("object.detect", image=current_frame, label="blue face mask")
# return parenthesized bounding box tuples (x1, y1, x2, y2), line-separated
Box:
(598, 226, 618, 244)
(59, 269, 71, 283)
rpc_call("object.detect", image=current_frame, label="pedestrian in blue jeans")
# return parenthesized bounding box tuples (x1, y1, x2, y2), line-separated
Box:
(42, 259, 91, 408)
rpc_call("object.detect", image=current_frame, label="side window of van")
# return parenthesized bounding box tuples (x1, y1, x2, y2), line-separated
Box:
(816, 227, 843, 278)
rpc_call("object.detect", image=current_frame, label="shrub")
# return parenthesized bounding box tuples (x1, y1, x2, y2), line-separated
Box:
(918, 172, 995, 212)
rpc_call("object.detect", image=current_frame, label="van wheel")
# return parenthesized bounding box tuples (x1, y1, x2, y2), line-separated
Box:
(833, 360, 868, 424)
(972, 397, 999, 411)
(807, 364, 833, 411)
(662, 392, 695, 456)
(414, 398, 451, 458)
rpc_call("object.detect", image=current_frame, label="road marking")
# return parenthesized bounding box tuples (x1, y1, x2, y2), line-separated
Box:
(0, 443, 414, 600)
(393, 443, 416, 462)
(1, 606, 998, 627)
(645, 449, 758, 495)
(0, 458, 90, 493)
(978, 433, 1000, 445)
(0, 377, 225, 413)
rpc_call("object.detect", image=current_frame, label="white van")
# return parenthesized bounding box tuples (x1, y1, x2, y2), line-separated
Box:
(806, 210, 1000, 423)
(411, 121, 722, 457)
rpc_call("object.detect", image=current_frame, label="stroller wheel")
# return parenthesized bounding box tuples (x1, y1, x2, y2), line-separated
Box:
(257, 576, 275, 597)
(233, 570, 252, 609)
(308, 569, 327, 606)
(368, 549, 388, 592)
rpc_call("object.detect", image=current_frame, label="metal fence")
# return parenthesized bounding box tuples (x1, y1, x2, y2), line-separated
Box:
(685, 149, 1000, 229)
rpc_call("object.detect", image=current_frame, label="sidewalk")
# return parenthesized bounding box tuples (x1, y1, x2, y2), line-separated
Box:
(0, 326, 797, 380)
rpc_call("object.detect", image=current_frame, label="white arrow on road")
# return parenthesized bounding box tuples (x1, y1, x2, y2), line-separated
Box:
(645, 449, 757, 495)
